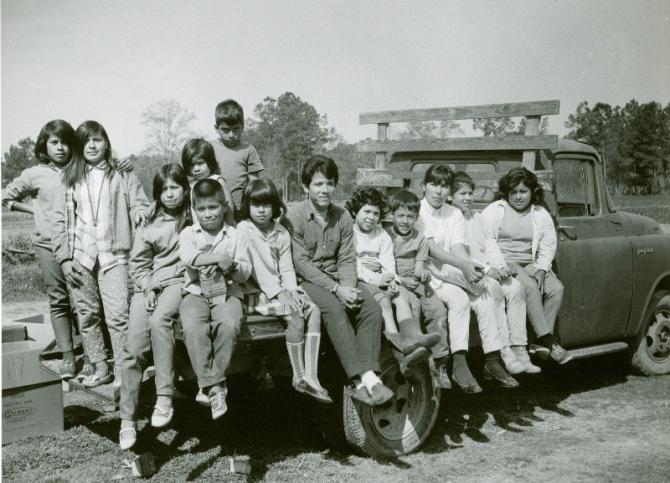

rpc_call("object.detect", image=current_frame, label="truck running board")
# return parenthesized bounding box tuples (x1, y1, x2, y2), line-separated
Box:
(566, 342, 629, 360)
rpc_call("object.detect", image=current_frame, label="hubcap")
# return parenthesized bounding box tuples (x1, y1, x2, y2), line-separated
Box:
(368, 365, 430, 441)
(645, 308, 670, 363)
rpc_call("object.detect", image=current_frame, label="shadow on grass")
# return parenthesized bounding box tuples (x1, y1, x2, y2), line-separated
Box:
(423, 351, 630, 453)
(57, 351, 630, 480)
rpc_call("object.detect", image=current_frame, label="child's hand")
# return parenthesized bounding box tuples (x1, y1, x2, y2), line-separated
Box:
(62, 261, 86, 288)
(462, 261, 484, 284)
(217, 254, 235, 274)
(116, 157, 134, 173)
(503, 265, 517, 277)
(134, 210, 147, 228)
(533, 269, 546, 292)
(278, 290, 300, 313)
(387, 280, 399, 294)
(400, 276, 420, 291)
(144, 291, 158, 312)
(362, 260, 382, 273)
(379, 272, 395, 287)
(486, 268, 504, 282)
(415, 268, 431, 284)
(335, 286, 362, 309)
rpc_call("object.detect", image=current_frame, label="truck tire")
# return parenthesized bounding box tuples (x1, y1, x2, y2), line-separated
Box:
(342, 348, 440, 457)
(631, 290, 670, 375)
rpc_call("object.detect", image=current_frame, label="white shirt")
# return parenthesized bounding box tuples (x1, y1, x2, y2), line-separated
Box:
(417, 198, 467, 287)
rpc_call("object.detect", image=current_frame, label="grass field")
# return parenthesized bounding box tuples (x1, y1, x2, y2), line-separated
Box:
(3, 355, 669, 481)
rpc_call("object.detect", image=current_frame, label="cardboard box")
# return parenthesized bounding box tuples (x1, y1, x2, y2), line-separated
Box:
(2, 324, 27, 343)
(2, 340, 63, 444)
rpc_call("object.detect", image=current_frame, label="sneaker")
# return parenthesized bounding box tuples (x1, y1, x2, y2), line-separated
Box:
(431, 359, 452, 390)
(500, 347, 525, 375)
(550, 343, 573, 365)
(528, 343, 551, 360)
(210, 390, 228, 420)
(151, 405, 174, 428)
(119, 424, 137, 451)
(195, 389, 210, 406)
(59, 360, 76, 380)
(511, 346, 541, 374)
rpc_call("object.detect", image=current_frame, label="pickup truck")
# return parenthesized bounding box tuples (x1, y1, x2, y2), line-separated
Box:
(349, 100, 670, 456)
(41, 100, 670, 459)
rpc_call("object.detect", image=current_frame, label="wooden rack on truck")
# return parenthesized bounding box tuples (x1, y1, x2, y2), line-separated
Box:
(355, 99, 561, 195)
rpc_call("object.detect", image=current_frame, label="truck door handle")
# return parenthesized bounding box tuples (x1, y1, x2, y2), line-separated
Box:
(609, 218, 622, 226)
(558, 224, 577, 240)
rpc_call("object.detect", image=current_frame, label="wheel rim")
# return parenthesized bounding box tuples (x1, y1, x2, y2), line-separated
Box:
(367, 363, 430, 442)
(645, 307, 670, 363)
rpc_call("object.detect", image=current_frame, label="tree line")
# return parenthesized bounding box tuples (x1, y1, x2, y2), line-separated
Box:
(3, 96, 669, 198)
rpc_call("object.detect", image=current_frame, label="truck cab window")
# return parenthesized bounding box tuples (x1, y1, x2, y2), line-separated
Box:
(554, 158, 598, 217)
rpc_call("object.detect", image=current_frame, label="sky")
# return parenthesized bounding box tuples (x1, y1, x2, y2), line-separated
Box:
(2, 0, 669, 157)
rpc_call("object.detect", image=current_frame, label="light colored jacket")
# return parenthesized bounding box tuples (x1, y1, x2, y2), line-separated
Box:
(480, 199, 557, 273)
(129, 212, 185, 294)
(51, 169, 149, 266)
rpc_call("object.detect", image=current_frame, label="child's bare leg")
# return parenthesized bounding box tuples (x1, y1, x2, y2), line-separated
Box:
(379, 296, 398, 334)
(394, 292, 440, 350)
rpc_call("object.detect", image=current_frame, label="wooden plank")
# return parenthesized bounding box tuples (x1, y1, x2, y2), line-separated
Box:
(376, 123, 389, 169)
(360, 100, 560, 125)
(522, 115, 540, 169)
(357, 135, 558, 153)
(357, 168, 405, 188)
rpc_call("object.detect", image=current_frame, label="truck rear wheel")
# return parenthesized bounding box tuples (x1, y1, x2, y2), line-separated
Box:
(631, 290, 670, 375)
(342, 349, 440, 457)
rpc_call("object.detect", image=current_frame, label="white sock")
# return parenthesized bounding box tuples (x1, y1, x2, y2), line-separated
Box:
(361, 371, 381, 392)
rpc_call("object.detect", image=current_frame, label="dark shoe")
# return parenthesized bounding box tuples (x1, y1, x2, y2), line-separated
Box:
(528, 343, 551, 360)
(431, 359, 452, 390)
(384, 331, 421, 354)
(393, 346, 430, 375)
(483, 360, 519, 389)
(550, 343, 573, 365)
(294, 378, 333, 404)
(451, 373, 483, 394)
(368, 382, 394, 406)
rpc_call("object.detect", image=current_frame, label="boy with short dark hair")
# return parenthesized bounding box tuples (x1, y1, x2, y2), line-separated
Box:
(387, 189, 452, 388)
(210, 99, 264, 218)
(284, 155, 393, 406)
(178, 179, 252, 420)
(418, 165, 518, 393)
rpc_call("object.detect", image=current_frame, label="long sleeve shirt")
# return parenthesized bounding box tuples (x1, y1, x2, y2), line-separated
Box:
(353, 224, 397, 286)
(237, 219, 298, 299)
(1, 163, 64, 249)
(178, 222, 251, 300)
(283, 199, 357, 291)
(129, 212, 185, 294)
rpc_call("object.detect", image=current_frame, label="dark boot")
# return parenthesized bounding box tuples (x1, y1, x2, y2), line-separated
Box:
(451, 352, 482, 394)
(483, 351, 519, 389)
(398, 318, 441, 350)
(385, 331, 429, 375)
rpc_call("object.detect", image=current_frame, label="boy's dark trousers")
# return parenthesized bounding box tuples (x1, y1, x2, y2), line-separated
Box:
(179, 293, 243, 388)
(301, 282, 382, 378)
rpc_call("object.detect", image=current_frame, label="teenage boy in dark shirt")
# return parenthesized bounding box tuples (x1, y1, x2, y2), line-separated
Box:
(284, 155, 393, 406)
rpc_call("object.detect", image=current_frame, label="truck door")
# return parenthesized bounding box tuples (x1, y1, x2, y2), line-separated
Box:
(552, 155, 634, 347)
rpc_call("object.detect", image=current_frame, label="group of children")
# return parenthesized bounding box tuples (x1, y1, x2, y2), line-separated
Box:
(3, 98, 572, 452)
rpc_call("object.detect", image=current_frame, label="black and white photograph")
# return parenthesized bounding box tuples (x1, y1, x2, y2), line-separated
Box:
(1, 0, 669, 481)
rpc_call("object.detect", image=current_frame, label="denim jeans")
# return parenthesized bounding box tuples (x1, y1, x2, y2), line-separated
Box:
(34, 245, 76, 353)
(119, 283, 181, 421)
(179, 294, 243, 389)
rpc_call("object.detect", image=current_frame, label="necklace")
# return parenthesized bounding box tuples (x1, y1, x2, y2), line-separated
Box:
(85, 169, 107, 227)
